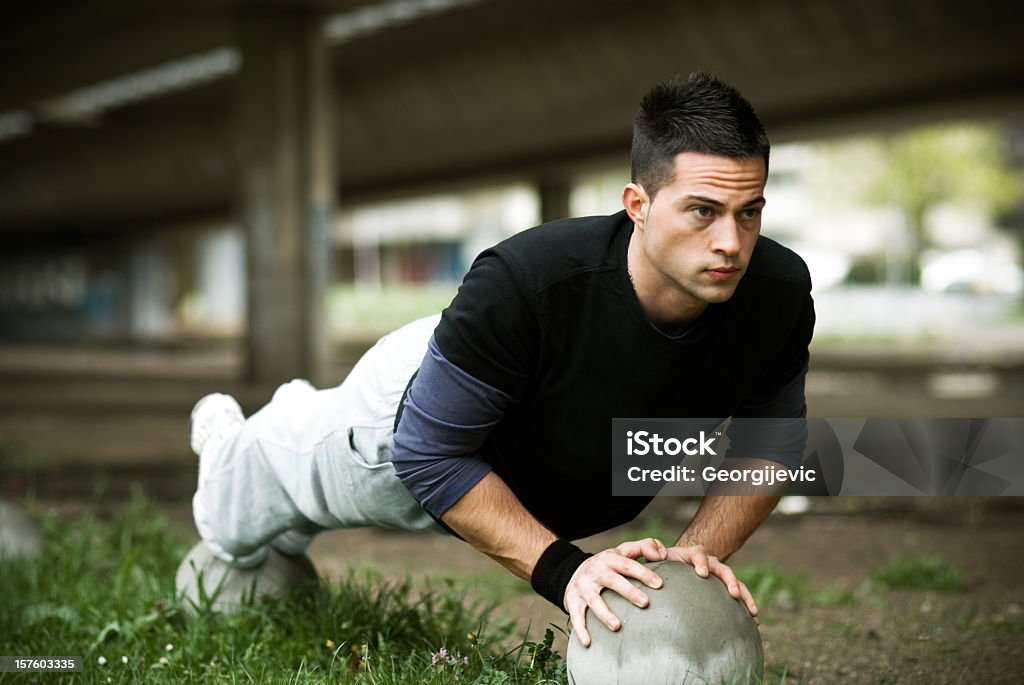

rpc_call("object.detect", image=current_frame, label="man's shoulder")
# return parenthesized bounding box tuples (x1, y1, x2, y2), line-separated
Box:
(489, 211, 628, 284)
(506, 210, 627, 240)
(746, 236, 812, 291)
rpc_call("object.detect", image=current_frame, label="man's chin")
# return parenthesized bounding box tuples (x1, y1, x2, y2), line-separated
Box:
(699, 284, 741, 304)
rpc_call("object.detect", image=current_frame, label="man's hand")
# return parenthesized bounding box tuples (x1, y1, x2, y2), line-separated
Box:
(564, 538, 666, 647)
(565, 539, 758, 647)
(664, 544, 759, 624)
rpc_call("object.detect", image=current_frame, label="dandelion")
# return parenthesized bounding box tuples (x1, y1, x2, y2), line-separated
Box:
(165, 643, 174, 652)
(159, 657, 169, 666)
(97, 656, 107, 666)
(121, 656, 128, 664)
(325, 639, 336, 649)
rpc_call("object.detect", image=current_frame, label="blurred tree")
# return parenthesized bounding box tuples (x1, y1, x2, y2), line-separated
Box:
(811, 123, 1024, 285)
(866, 123, 1023, 284)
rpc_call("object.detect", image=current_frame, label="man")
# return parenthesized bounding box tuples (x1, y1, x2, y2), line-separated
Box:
(188, 71, 814, 648)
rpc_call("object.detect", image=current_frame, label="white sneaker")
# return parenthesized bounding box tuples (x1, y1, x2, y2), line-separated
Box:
(189, 393, 244, 458)
(189, 393, 270, 569)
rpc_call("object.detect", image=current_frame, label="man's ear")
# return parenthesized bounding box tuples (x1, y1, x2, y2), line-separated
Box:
(622, 183, 648, 226)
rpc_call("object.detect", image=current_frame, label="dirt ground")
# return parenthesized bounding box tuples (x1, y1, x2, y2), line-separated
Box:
(291, 498, 1023, 685)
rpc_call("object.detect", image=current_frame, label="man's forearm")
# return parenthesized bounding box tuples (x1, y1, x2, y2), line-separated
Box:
(440, 471, 558, 580)
(675, 494, 779, 560)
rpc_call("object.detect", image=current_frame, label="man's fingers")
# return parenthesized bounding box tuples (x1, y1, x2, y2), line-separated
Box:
(602, 571, 651, 609)
(568, 599, 592, 648)
(615, 537, 667, 563)
(737, 580, 759, 618)
(639, 537, 667, 562)
(587, 593, 622, 632)
(708, 556, 740, 596)
(567, 588, 625, 646)
(595, 554, 659, 599)
(669, 544, 711, 577)
(690, 546, 711, 577)
(602, 549, 663, 590)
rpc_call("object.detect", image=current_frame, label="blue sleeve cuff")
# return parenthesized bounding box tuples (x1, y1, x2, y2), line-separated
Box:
(392, 335, 512, 517)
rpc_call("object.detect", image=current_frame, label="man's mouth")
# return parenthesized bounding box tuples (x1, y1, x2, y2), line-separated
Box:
(705, 267, 741, 281)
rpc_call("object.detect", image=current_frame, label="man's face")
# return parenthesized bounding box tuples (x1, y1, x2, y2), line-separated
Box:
(626, 151, 766, 319)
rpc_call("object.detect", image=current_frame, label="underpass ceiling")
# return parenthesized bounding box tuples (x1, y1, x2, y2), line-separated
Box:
(1, 0, 1022, 233)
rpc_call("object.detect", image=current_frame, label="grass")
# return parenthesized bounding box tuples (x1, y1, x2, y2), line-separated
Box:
(327, 284, 458, 338)
(871, 557, 967, 593)
(731, 564, 810, 612)
(813, 584, 862, 608)
(10, 499, 981, 684)
(0, 497, 568, 684)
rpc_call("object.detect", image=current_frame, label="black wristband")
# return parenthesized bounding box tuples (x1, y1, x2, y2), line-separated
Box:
(530, 539, 592, 612)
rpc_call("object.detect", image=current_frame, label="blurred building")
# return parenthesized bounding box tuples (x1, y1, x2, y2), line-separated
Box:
(335, 185, 539, 290)
(1, 0, 1023, 385)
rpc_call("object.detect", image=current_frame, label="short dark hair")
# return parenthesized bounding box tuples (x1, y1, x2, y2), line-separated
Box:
(631, 71, 770, 198)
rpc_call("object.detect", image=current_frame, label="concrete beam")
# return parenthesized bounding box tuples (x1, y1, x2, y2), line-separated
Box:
(236, 10, 334, 385)
(1, 0, 1023, 233)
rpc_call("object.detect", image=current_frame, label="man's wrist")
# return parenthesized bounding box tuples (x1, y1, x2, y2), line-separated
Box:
(530, 539, 592, 612)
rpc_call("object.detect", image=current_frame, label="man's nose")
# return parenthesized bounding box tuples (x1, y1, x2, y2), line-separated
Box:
(710, 217, 741, 256)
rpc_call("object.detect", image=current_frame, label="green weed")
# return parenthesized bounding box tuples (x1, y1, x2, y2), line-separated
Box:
(872, 557, 966, 593)
(732, 564, 809, 610)
(814, 584, 861, 608)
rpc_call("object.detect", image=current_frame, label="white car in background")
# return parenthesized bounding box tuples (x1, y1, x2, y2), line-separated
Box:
(920, 249, 1024, 295)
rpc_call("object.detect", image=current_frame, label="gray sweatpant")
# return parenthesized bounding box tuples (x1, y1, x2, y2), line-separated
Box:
(192, 315, 444, 563)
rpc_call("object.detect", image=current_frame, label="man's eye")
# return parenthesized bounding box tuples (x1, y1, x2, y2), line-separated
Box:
(693, 207, 713, 218)
(740, 208, 762, 219)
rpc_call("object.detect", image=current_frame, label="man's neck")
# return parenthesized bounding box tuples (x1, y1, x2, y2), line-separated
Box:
(626, 230, 708, 334)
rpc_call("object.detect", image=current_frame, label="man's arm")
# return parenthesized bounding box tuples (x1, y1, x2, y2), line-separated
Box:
(441, 470, 670, 649)
(440, 471, 556, 580)
(675, 493, 780, 559)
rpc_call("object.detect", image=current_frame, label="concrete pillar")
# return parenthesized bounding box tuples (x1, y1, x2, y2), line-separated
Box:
(538, 177, 572, 224)
(236, 10, 334, 385)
